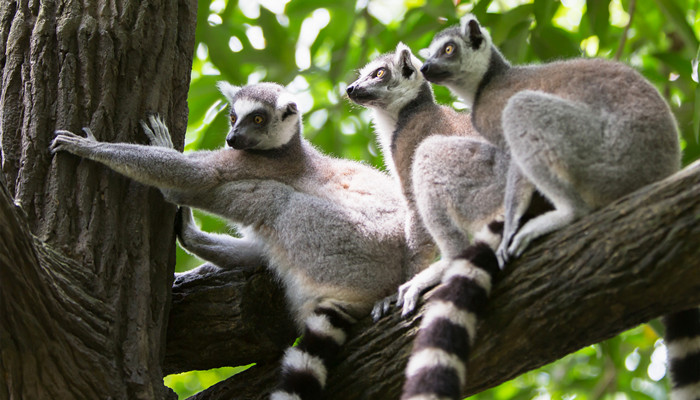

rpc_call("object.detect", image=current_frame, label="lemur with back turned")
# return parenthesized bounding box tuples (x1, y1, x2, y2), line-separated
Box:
(402, 14, 696, 400)
(51, 82, 418, 400)
(347, 43, 509, 320)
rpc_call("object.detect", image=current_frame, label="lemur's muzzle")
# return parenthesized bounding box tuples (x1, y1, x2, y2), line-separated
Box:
(420, 61, 451, 83)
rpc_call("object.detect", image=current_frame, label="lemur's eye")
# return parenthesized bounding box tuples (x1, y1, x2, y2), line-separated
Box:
(375, 68, 386, 78)
(230, 114, 237, 124)
(444, 44, 454, 55)
(254, 115, 265, 124)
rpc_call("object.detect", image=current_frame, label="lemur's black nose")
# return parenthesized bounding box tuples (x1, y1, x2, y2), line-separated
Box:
(346, 85, 355, 95)
(226, 135, 237, 148)
(420, 63, 430, 74)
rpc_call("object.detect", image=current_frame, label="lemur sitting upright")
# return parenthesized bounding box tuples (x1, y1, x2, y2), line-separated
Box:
(347, 42, 509, 317)
(51, 83, 418, 400)
(348, 43, 513, 400)
(405, 14, 694, 400)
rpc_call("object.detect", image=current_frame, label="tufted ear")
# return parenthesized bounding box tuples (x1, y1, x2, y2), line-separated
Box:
(418, 48, 431, 59)
(460, 14, 485, 50)
(394, 42, 423, 78)
(217, 81, 241, 103)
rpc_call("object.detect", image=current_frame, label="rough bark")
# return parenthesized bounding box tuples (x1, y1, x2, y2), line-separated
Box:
(0, 1, 196, 399)
(166, 160, 700, 399)
(164, 263, 296, 375)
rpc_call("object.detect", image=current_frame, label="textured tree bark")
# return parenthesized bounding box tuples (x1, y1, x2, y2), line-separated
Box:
(0, 1, 196, 399)
(164, 263, 296, 375)
(168, 160, 700, 399)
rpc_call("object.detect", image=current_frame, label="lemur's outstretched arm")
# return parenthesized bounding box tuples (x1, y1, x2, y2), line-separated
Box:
(176, 207, 267, 269)
(51, 116, 221, 191)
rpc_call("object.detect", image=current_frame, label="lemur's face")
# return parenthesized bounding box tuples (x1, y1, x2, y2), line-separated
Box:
(346, 43, 424, 115)
(218, 82, 299, 151)
(420, 17, 491, 88)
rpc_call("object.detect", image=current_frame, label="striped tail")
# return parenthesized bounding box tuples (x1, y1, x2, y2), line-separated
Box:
(401, 220, 503, 400)
(271, 306, 355, 400)
(663, 307, 700, 400)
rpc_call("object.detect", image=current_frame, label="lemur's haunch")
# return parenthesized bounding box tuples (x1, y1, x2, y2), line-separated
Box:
(51, 83, 416, 400)
(407, 14, 695, 400)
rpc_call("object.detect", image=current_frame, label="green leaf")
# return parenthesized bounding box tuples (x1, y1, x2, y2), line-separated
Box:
(654, 0, 699, 54)
(586, 0, 610, 41)
(530, 25, 581, 61)
(533, 0, 557, 27)
(487, 4, 534, 46)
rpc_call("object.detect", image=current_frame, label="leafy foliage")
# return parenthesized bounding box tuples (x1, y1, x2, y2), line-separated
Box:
(166, 0, 700, 398)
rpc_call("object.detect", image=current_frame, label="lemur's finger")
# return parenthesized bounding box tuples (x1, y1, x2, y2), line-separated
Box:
(82, 127, 97, 140)
(141, 120, 156, 142)
(149, 114, 165, 137)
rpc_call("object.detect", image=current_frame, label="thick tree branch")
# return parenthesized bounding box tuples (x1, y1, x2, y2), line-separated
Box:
(164, 263, 296, 375)
(167, 160, 700, 399)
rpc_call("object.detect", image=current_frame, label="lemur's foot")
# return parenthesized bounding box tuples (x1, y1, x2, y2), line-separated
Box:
(508, 219, 545, 259)
(371, 293, 396, 322)
(397, 280, 423, 317)
(175, 206, 197, 249)
(141, 114, 173, 149)
(496, 241, 510, 269)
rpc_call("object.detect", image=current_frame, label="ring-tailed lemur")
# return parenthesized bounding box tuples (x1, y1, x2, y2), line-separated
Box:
(412, 14, 694, 400)
(346, 43, 509, 318)
(348, 43, 512, 400)
(51, 83, 415, 400)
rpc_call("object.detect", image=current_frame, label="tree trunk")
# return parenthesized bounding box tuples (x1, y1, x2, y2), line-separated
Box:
(0, 1, 196, 399)
(166, 160, 700, 399)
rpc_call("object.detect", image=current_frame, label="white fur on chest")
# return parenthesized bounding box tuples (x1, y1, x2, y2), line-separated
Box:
(371, 109, 398, 174)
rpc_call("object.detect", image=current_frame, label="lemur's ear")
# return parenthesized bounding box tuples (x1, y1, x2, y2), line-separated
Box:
(460, 14, 485, 50)
(394, 42, 423, 78)
(276, 89, 299, 120)
(282, 102, 298, 120)
(217, 81, 241, 103)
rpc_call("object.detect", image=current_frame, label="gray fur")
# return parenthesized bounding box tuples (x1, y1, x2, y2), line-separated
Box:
(177, 206, 267, 268)
(51, 82, 410, 325)
(348, 44, 508, 316)
(421, 15, 680, 265)
(52, 83, 415, 399)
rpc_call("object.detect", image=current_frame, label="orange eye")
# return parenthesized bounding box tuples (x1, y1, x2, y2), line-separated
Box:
(254, 115, 264, 124)
(376, 68, 385, 78)
(445, 45, 454, 55)
(230, 114, 237, 124)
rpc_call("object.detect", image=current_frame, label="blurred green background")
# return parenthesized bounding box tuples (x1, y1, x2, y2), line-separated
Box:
(166, 0, 700, 398)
